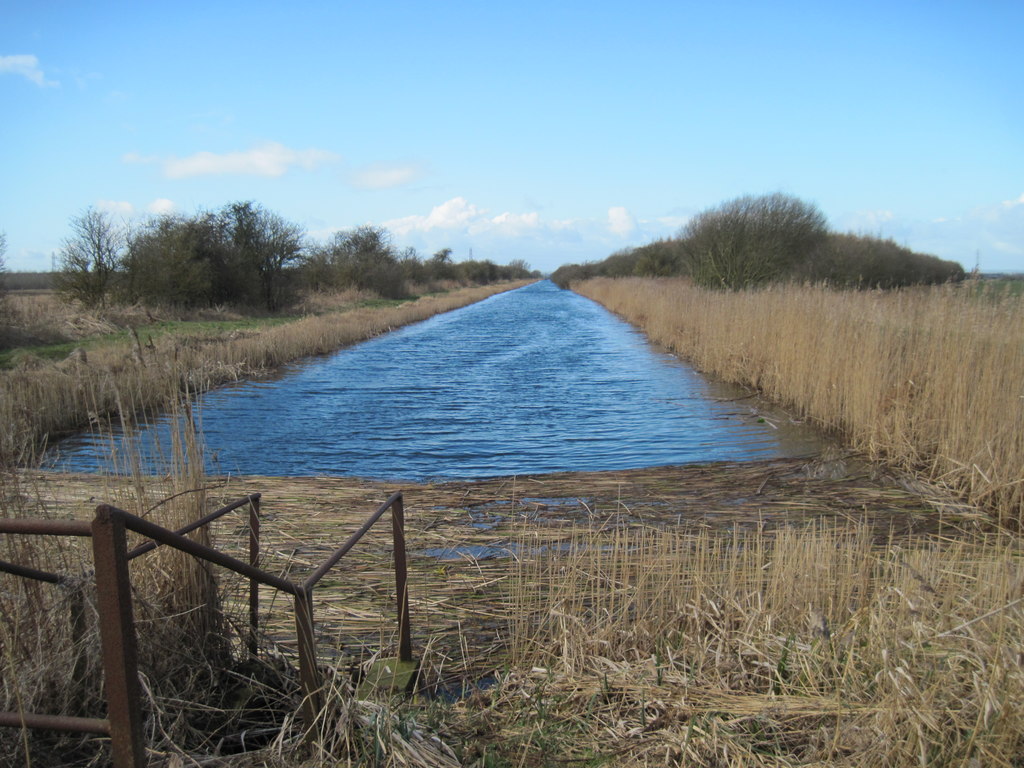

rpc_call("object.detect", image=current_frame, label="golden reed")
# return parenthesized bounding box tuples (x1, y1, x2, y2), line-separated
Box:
(576, 277, 1024, 526)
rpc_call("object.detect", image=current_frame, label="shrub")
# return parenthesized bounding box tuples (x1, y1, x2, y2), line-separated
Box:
(681, 193, 828, 289)
(800, 233, 965, 287)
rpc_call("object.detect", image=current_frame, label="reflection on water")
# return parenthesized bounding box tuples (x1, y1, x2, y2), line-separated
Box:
(48, 280, 826, 480)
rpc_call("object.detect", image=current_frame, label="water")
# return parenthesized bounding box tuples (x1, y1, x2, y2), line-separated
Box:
(48, 280, 825, 479)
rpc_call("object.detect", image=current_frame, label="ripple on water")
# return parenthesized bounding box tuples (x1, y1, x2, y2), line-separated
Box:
(47, 281, 826, 478)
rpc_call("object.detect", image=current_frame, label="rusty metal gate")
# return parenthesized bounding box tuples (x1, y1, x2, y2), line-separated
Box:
(0, 491, 411, 767)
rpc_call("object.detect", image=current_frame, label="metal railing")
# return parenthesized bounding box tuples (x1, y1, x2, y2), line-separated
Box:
(0, 490, 411, 767)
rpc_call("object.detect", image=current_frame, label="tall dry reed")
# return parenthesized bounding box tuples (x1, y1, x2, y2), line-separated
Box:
(484, 522, 1024, 765)
(575, 278, 1024, 526)
(0, 281, 531, 465)
(0, 406, 292, 765)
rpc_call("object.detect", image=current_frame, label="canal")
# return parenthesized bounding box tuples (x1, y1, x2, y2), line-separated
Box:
(48, 280, 825, 479)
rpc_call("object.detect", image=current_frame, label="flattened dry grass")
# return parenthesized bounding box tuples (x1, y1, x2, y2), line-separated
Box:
(7, 456, 1021, 766)
(446, 520, 1024, 766)
(575, 278, 1024, 527)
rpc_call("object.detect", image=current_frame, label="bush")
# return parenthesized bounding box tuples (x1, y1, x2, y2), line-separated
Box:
(800, 233, 965, 288)
(313, 225, 408, 299)
(681, 193, 828, 289)
(121, 214, 222, 307)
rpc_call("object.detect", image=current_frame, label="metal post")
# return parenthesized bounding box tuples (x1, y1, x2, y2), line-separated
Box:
(390, 494, 413, 664)
(294, 588, 322, 728)
(91, 506, 146, 768)
(248, 496, 260, 658)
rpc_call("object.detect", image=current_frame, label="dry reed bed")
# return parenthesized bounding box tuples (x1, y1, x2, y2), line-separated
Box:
(0, 281, 530, 464)
(575, 278, 1024, 528)
(6, 457, 1017, 765)
(476, 521, 1024, 766)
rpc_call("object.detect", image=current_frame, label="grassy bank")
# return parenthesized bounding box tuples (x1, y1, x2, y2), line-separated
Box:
(574, 277, 1024, 527)
(0, 281, 532, 464)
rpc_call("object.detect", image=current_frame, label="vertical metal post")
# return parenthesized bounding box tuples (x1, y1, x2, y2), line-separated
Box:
(248, 495, 260, 658)
(294, 588, 322, 727)
(390, 494, 413, 664)
(91, 506, 146, 768)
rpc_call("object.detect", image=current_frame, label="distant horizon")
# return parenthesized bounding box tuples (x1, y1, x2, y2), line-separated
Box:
(3, 1, 1021, 275)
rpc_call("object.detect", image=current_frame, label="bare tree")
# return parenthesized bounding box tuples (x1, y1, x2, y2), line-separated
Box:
(54, 208, 126, 307)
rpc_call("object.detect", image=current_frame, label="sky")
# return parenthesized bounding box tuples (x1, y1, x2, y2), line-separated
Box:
(2, 0, 1022, 275)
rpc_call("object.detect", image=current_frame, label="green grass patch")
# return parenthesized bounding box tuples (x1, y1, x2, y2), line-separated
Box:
(0, 316, 298, 369)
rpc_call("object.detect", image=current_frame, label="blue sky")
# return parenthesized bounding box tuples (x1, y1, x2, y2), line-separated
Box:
(2, 0, 1022, 274)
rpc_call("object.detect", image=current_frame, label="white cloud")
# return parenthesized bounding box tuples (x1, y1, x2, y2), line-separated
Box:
(125, 142, 339, 178)
(489, 211, 541, 235)
(0, 54, 58, 87)
(840, 209, 896, 232)
(1001, 193, 1024, 208)
(386, 197, 487, 235)
(147, 198, 176, 214)
(607, 206, 637, 236)
(96, 199, 135, 216)
(350, 164, 421, 189)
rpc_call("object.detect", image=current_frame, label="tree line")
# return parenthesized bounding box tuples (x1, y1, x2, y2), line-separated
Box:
(46, 202, 536, 310)
(552, 193, 965, 290)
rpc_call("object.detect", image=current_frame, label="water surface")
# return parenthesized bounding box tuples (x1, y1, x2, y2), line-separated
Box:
(49, 281, 824, 479)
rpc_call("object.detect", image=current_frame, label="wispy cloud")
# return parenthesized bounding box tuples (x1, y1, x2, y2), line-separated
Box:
(350, 164, 422, 189)
(124, 142, 339, 179)
(833, 196, 1024, 271)
(96, 199, 135, 216)
(147, 198, 176, 214)
(0, 54, 58, 87)
(839, 209, 896, 232)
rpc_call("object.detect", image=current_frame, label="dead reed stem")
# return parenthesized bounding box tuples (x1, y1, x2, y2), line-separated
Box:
(575, 277, 1024, 527)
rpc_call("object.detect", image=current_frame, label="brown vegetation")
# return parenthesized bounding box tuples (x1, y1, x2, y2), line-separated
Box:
(11, 457, 1018, 766)
(575, 277, 1024, 527)
(0, 281, 532, 464)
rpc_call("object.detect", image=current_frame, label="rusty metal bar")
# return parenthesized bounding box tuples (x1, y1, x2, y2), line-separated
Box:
(116, 507, 298, 595)
(91, 506, 146, 768)
(0, 557, 65, 584)
(1, 489, 411, 752)
(248, 495, 260, 657)
(0, 518, 92, 536)
(126, 493, 261, 560)
(293, 588, 322, 729)
(0, 711, 110, 734)
(390, 494, 413, 663)
(303, 491, 403, 591)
